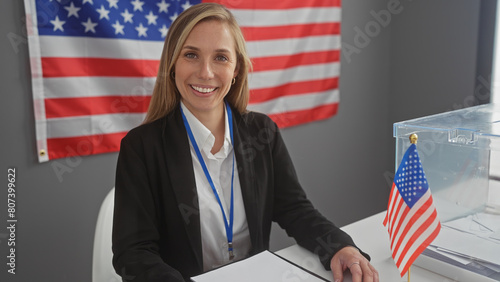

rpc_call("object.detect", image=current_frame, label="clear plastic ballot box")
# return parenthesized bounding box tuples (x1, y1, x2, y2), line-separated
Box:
(393, 104, 500, 281)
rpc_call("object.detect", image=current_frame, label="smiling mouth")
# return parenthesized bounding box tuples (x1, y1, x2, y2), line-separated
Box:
(191, 85, 217, 93)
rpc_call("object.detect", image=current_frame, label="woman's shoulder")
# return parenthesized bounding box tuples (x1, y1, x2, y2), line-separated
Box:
(239, 110, 277, 128)
(122, 115, 168, 143)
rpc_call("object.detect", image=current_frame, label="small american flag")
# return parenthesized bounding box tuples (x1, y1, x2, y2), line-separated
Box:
(24, 0, 341, 162)
(383, 143, 441, 277)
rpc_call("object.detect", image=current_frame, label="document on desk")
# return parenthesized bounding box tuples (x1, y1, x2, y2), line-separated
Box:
(191, 250, 329, 282)
(427, 212, 500, 276)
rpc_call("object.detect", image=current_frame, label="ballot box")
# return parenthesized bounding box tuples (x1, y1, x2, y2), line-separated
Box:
(393, 104, 500, 281)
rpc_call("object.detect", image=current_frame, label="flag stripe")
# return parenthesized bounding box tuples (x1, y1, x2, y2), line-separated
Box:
(233, 7, 341, 27)
(248, 89, 339, 114)
(242, 22, 340, 41)
(43, 90, 338, 139)
(392, 193, 433, 256)
(204, 0, 340, 10)
(39, 34, 340, 60)
(249, 77, 338, 104)
(42, 57, 160, 78)
(396, 208, 438, 266)
(46, 113, 145, 139)
(47, 103, 338, 159)
(247, 35, 340, 58)
(389, 199, 409, 249)
(41, 49, 340, 79)
(386, 184, 402, 234)
(46, 131, 128, 160)
(43, 77, 156, 98)
(251, 50, 340, 72)
(39, 36, 164, 59)
(388, 194, 404, 236)
(399, 220, 441, 275)
(390, 191, 432, 250)
(249, 62, 339, 89)
(267, 103, 338, 128)
(45, 96, 151, 118)
(383, 183, 397, 226)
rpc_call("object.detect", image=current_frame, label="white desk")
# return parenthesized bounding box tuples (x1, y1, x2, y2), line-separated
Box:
(276, 212, 451, 282)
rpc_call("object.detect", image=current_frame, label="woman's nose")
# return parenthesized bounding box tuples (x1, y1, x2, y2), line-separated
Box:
(198, 60, 214, 80)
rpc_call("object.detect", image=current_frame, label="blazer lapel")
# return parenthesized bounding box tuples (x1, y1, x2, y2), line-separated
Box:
(162, 108, 203, 271)
(232, 112, 263, 252)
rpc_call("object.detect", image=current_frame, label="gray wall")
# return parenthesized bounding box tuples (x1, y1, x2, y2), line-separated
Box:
(0, 0, 489, 281)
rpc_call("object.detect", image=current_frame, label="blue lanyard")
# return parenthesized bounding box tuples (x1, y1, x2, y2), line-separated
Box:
(180, 102, 235, 260)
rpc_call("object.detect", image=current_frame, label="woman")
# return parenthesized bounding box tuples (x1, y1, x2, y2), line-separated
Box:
(112, 3, 378, 282)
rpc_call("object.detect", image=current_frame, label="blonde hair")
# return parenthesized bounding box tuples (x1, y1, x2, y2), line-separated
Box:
(143, 3, 252, 124)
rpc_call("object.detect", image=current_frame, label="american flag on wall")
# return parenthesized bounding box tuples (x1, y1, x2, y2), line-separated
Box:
(383, 143, 441, 277)
(24, 0, 341, 162)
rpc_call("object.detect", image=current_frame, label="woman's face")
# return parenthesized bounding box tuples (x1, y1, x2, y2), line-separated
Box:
(174, 20, 238, 118)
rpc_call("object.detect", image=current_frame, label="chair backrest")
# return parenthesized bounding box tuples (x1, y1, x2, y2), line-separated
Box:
(92, 188, 121, 282)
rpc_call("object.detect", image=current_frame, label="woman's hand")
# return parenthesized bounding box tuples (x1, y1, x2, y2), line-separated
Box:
(330, 246, 379, 282)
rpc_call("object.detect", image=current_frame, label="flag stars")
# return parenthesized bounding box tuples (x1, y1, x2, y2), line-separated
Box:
(96, 5, 110, 20)
(64, 2, 81, 18)
(182, 0, 193, 11)
(121, 9, 134, 23)
(157, 0, 170, 13)
(82, 17, 98, 33)
(145, 11, 158, 25)
(131, 0, 145, 12)
(50, 16, 65, 31)
(112, 20, 125, 35)
(170, 12, 178, 22)
(394, 147, 432, 207)
(135, 23, 148, 37)
(159, 24, 168, 37)
(107, 0, 119, 9)
(48, 0, 195, 42)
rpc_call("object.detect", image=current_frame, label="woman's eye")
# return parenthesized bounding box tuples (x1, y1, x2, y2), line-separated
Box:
(184, 53, 197, 59)
(216, 55, 228, 62)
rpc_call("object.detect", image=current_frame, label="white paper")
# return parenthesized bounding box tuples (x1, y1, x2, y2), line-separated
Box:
(426, 246, 471, 265)
(191, 250, 327, 282)
(431, 226, 500, 266)
(491, 228, 500, 242)
(473, 213, 500, 232)
(444, 214, 491, 237)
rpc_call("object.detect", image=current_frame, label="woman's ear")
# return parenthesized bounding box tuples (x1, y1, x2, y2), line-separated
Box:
(233, 57, 240, 77)
(233, 66, 239, 78)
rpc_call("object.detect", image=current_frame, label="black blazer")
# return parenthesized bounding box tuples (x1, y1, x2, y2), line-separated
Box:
(112, 106, 368, 281)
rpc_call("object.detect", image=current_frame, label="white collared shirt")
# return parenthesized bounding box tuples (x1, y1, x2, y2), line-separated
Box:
(180, 102, 252, 271)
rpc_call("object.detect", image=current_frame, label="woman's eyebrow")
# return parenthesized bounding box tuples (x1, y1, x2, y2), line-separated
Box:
(182, 45, 231, 54)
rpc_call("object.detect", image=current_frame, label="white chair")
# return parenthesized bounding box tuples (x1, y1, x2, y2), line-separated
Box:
(92, 188, 121, 282)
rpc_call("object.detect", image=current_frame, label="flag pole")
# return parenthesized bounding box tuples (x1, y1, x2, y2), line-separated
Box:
(407, 133, 418, 282)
